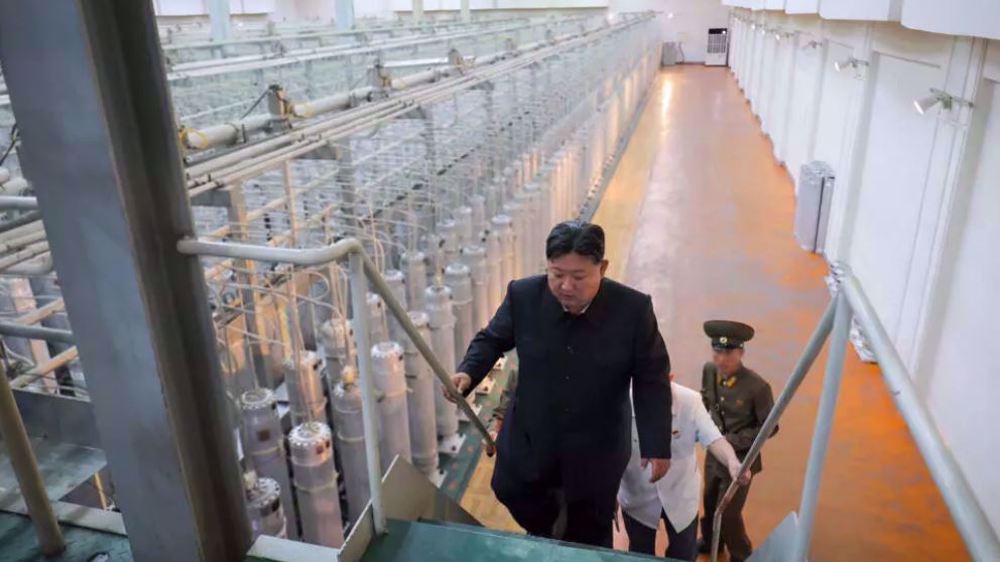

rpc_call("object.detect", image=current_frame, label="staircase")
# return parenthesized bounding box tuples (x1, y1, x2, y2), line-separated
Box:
(332, 458, 675, 562)
(361, 519, 673, 562)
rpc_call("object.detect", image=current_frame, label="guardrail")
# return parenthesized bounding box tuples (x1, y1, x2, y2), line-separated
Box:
(710, 263, 1000, 562)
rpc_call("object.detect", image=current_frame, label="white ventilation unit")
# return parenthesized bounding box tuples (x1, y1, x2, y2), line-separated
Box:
(705, 27, 729, 66)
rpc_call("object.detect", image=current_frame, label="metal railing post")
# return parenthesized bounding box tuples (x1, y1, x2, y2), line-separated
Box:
(348, 251, 387, 535)
(0, 344, 65, 556)
(791, 288, 852, 561)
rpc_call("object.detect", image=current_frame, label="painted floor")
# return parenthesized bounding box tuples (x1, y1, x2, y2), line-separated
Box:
(461, 66, 967, 561)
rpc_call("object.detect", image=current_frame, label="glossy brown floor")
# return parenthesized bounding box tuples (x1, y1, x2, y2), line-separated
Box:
(463, 66, 966, 561)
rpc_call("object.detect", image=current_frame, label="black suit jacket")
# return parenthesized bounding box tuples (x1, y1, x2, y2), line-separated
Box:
(458, 276, 671, 489)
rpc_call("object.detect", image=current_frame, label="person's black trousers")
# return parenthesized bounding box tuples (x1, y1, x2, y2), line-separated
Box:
(700, 471, 753, 562)
(622, 509, 698, 561)
(491, 454, 619, 548)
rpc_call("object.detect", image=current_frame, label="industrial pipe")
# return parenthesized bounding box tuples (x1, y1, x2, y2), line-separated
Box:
(181, 16, 628, 155)
(0, 212, 42, 235)
(0, 195, 38, 210)
(0, 321, 75, 344)
(1, 254, 54, 277)
(181, 113, 275, 150)
(0, 346, 65, 556)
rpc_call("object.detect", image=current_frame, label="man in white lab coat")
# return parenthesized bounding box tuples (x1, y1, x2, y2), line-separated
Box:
(618, 377, 747, 560)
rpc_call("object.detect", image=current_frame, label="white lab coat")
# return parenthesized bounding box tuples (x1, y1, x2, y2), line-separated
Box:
(618, 383, 723, 530)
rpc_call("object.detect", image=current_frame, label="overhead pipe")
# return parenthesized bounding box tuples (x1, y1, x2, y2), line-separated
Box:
(183, 19, 609, 156)
(0, 254, 54, 277)
(161, 15, 530, 54)
(0, 212, 42, 235)
(181, 113, 275, 151)
(0, 321, 74, 344)
(0, 242, 49, 271)
(0, 196, 37, 210)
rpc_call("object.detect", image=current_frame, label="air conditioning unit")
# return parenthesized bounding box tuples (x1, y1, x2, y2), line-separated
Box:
(705, 28, 729, 66)
(794, 161, 835, 253)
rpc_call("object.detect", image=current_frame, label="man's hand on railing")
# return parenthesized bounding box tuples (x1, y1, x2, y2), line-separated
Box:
(728, 461, 751, 486)
(483, 417, 502, 457)
(445, 372, 472, 403)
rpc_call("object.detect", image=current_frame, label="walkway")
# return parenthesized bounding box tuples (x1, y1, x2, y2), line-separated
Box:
(463, 66, 966, 561)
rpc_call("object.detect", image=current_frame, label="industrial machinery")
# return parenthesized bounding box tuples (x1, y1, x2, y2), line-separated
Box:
(0, 10, 662, 554)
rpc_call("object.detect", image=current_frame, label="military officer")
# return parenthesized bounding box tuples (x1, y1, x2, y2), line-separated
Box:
(698, 320, 777, 562)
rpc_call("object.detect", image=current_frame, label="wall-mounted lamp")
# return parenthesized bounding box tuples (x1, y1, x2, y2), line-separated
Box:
(834, 57, 869, 72)
(667, 12, 675, 19)
(913, 88, 973, 115)
(750, 23, 757, 30)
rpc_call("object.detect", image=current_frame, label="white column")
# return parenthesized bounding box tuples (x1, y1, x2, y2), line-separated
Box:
(207, 0, 231, 42)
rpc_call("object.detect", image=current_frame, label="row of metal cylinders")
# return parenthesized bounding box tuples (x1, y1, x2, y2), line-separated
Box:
(235, 125, 597, 547)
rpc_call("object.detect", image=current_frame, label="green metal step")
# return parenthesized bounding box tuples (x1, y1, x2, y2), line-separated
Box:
(360, 518, 682, 562)
(0, 510, 131, 562)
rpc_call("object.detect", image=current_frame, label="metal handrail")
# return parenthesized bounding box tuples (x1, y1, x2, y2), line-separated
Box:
(709, 297, 837, 562)
(177, 236, 498, 536)
(841, 274, 1000, 562)
(710, 264, 1000, 562)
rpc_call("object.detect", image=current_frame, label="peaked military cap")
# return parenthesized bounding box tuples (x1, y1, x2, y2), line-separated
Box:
(704, 320, 755, 351)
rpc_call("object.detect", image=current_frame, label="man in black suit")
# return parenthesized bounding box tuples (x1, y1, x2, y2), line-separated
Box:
(449, 220, 672, 548)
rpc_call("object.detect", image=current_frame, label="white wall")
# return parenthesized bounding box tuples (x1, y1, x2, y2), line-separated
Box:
(610, 0, 731, 63)
(727, 6, 1000, 541)
(154, 0, 276, 16)
(919, 76, 1000, 537)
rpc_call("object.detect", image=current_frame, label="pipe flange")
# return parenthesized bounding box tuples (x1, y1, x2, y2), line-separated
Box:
(240, 387, 277, 411)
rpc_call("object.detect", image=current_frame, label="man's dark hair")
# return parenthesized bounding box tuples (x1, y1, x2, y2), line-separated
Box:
(545, 221, 605, 263)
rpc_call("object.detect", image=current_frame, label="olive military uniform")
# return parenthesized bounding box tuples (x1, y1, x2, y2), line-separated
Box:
(698, 321, 777, 562)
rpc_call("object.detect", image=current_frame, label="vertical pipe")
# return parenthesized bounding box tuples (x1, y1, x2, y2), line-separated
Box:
(348, 252, 386, 536)
(335, 0, 355, 31)
(206, 0, 231, 43)
(413, 0, 424, 25)
(791, 290, 852, 560)
(460, 0, 470, 22)
(0, 347, 64, 556)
